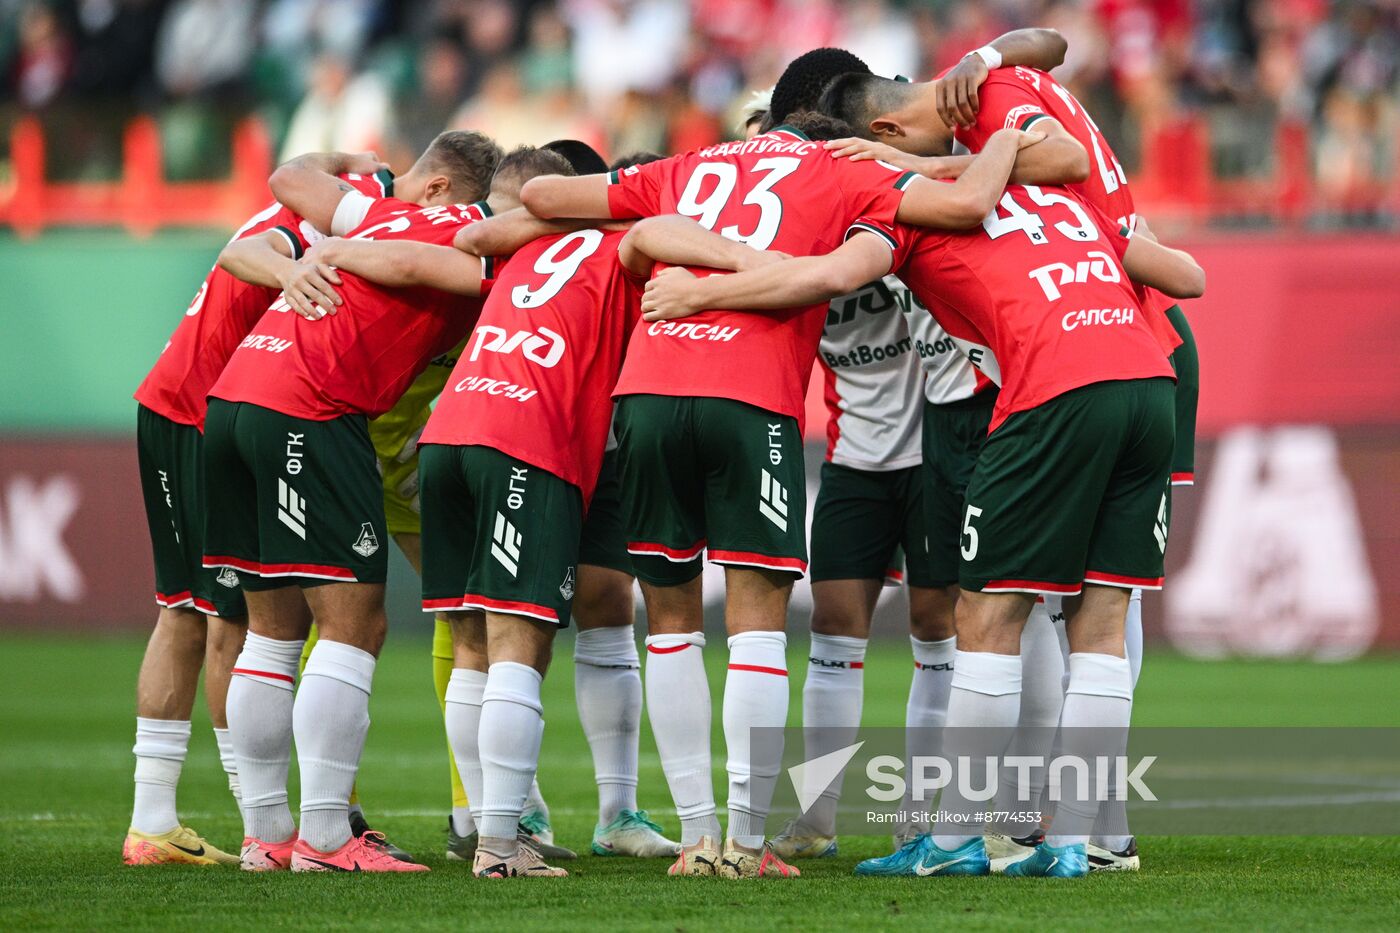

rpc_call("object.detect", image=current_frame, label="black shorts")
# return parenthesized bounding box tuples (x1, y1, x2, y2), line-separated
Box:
(809, 461, 933, 587)
(137, 404, 246, 617)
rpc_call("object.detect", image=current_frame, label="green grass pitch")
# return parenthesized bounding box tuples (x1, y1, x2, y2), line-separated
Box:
(2, 631, 1398, 931)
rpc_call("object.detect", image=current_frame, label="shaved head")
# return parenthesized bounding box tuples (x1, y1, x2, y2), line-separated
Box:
(818, 73, 918, 139)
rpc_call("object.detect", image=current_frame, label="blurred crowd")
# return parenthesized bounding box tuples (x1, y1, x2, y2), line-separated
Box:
(3, 0, 1399, 215)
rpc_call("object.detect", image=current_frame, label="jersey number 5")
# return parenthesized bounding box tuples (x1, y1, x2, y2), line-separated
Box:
(675, 157, 800, 251)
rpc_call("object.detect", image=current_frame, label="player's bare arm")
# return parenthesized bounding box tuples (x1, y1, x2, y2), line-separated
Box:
(894, 128, 1040, 229)
(453, 207, 608, 257)
(301, 237, 485, 297)
(620, 215, 788, 278)
(822, 137, 972, 179)
(1122, 235, 1206, 300)
(827, 118, 1086, 187)
(217, 231, 343, 320)
(519, 173, 612, 220)
(1001, 118, 1089, 184)
(936, 28, 1069, 128)
(266, 150, 389, 235)
(640, 232, 893, 322)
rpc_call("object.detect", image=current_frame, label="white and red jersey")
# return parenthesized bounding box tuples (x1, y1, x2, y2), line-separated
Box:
(210, 198, 496, 421)
(818, 276, 924, 470)
(134, 171, 394, 430)
(421, 229, 643, 504)
(949, 66, 1181, 353)
(605, 124, 913, 427)
(908, 308, 982, 406)
(878, 183, 1174, 434)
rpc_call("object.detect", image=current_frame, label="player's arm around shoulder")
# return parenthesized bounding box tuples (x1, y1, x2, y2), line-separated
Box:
(218, 229, 344, 320)
(895, 128, 1041, 229)
(1122, 232, 1206, 300)
(454, 207, 604, 257)
(1007, 117, 1090, 185)
(618, 215, 784, 278)
(304, 237, 486, 297)
(640, 231, 893, 322)
(936, 29, 1068, 129)
(268, 150, 389, 234)
(519, 173, 612, 220)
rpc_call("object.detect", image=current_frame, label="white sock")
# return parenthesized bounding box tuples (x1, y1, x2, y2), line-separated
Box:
(645, 632, 718, 845)
(898, 635, 956, 830)
(477, 662, 546, 846)
(131, 718, 191, 834)
(444, 668, 488, 831)
(574, 625, 642, 825)
(932, 650, 1021, 850)
(992, 604, 1066, 836)
(525, 777, 548, 819)
(1048, 652, 1133, 848)
(723, 631, 789, 848)
(1091, 710, 1135, 853)
(213, 726, 242, 815)
(294, 640, 376, 853)
(798, 633, 866, 835)
(1094, 593, 1141, 851)
(1046, 596, 1072, 695)
(1125, 588, 1144, 688)
(228, 632, 303, 843)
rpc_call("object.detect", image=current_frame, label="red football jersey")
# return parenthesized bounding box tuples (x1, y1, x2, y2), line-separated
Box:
(949, 66, 1181, 349)
(134, 170, 395, 430)
(875, 183, 1175, 434)
(605, 124, 913, 425)
(422, 229, 643, 504)
(209, 198, 496, 421)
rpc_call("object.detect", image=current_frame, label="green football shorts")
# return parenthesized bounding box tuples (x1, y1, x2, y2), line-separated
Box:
(1165, 303, 1199, 486)
(959, 378, 1175, 596)
(614, 394, 808, 587)
(419, 444, 583, 627)
(137, 404, 246, 617)
(202, 399, 388, 588)
(921, 390, 998, 589)
(809, 461, 932, 587)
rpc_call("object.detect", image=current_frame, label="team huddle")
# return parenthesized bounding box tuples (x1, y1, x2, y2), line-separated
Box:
(123, 28, 1205, 881)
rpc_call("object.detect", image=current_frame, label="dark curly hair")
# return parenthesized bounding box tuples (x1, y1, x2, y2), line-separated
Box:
(766, 48, 871, 130)
(783, 110, 857, 142)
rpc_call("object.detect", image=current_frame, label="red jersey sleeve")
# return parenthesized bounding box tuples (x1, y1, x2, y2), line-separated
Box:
(834, 159, 916, 230)
(846, 217, 924, 272)
(606, 159, 668, 218)
(954, 70, 1049, 152)
(479, 252, 508, 298)
(265, 218, 309, 260)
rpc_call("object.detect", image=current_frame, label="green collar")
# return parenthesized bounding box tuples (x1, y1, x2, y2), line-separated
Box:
(769, 123, 810, 141)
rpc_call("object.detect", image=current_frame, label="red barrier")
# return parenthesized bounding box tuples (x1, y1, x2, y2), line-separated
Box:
(1180, 236, 1400, 434)
(0, 115, 273, 238)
